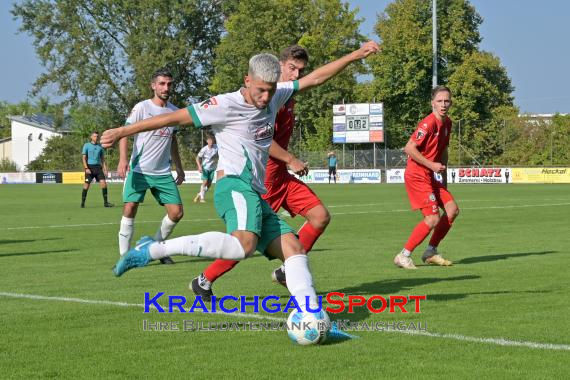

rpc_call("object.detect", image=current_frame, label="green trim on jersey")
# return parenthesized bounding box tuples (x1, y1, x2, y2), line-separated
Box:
(281, 79, 299, 107)
(130, 146, 144, 170)
(187, 106, 202, 128)
(237, 145, 254, 185)
(292, 79, 299, 91)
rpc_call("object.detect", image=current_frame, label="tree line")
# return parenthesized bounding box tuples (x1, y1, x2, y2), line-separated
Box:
(3, 0, 568, 172)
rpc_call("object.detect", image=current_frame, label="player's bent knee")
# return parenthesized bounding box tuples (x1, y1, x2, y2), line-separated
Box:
(240, 239, 256, 257)
(424, 215, 440, 229)
(450, 207, 459, 221)
(307, 205, 331, 229)
(282, 235, 306, 258)
(170, 210, 184, 222)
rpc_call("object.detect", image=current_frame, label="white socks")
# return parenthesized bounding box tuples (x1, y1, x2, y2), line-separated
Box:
(154, 216, 178, 241)
(118, 216, 134, 256)
(200, 185, 208, 200)
(284, 254, 318, 311)
(149, 232, 245, 260)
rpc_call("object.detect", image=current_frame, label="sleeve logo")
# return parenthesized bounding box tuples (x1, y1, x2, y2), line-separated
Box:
(415, 129, 427, 140)
(199, 97, 219, 110)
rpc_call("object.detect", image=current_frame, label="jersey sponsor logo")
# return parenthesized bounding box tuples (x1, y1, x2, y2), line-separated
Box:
(156, 127, 172, 138)
(251, 121, 274, 141)
(199, 97, 219, 110)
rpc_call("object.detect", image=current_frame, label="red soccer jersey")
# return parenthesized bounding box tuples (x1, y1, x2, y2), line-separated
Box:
(406, 113, 452, 176)
(265, 98, 296, 184)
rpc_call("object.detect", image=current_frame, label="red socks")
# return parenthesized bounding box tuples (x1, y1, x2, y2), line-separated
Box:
(429, 215, 452, 247)
(404, 221, 432, 252)
(298, 222, 324, 253)
(203, 259, 239, 282)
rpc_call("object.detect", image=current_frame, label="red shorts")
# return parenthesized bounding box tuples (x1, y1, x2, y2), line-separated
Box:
(405, 172, 454, 216)
(263, 173, 322, 217)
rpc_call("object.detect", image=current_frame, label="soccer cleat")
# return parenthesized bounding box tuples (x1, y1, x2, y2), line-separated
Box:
(190, 277, 214, 302)
(199, 199, 206, 203)
(113, 236, 154, 276)
(159, 256, 175, 265)
(193, 193, 200, 203)
(326, 322, 358, 343)
(393, 253, 417, 269)
(422, 252, 453, 266)
(104, 202, 114, 208)
(271, 266, 287, 288)
(80, 204, 85, 208)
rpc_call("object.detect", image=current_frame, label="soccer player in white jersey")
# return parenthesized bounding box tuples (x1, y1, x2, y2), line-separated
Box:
(102, 41, 379, 314)
(193, 135, 218, 203)
(116, 68, 185, 265)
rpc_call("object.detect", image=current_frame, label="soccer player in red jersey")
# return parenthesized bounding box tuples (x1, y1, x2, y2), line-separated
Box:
(191, 45, 332, 299)
(394, 86, 459, 269)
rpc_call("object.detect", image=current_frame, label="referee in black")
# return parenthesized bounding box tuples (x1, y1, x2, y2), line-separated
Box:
(81, 131, 113, 208)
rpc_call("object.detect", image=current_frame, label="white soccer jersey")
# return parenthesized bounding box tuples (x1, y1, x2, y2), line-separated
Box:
(125, 99, 179, 175)
(197, 144, 219, 171)
(187, 81, 298, 194)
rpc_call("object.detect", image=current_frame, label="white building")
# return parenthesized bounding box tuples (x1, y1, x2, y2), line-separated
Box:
(0, 137, 11, 161)
(8, 114, 71, 171)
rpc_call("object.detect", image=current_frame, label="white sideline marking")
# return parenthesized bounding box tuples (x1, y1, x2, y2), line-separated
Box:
(1, 202, 569, 231)
(393, 329, 570, 351)
(0, 291, 283, 322)
(1, 291, 569, 351)
(0, 217, 220, 231)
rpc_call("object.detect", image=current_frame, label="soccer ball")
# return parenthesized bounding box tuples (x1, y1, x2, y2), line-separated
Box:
(286, 309, 331, 345)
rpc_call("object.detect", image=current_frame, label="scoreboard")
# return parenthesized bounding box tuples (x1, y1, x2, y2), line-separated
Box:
(332, 103, 384, 143)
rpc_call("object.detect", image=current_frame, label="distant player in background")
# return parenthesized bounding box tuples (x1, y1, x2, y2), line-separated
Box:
(327, 151, 337, 183)
(192, 45, 333, 300)
(394, 86, 459, 269)
(81, 131, 113, 208)
(116, 68, 185, 264)
(193, 135, 218, 203)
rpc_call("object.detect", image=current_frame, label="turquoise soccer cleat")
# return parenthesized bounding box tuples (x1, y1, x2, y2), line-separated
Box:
(113, 236, 154, 277)
(325, 322, 359, 343)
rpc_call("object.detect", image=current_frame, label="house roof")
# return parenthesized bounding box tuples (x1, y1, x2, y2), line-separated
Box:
(0, 137, 11, 143)
(8, 114, 71, 133)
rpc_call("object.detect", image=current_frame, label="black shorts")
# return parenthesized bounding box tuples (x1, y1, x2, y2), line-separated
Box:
(85, 165, 106, 183)
(328, 166, 337, 176)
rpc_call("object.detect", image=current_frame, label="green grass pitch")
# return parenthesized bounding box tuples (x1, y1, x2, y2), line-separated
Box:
(1, 183, 569, 378)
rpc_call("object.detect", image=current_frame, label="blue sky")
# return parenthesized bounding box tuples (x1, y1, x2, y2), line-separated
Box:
(1, 0, 568, 114)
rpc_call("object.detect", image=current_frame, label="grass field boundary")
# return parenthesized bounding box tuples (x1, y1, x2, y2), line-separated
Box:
(2, 291, 569, 352)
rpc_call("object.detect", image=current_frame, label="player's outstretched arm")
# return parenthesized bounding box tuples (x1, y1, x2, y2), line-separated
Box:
(297, 41, 379, 92)
(101, 109, 193, 148)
